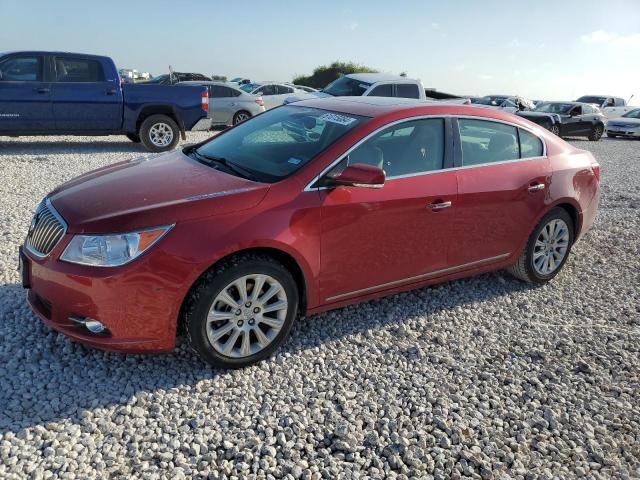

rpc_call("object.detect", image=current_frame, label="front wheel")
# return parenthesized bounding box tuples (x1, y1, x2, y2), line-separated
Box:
(139, 114, 180, 152)
(588, 124, 604, 141)
(507, 208, 574, 284)
(183, 254, 299, 368)
(549, 124, 561, 137)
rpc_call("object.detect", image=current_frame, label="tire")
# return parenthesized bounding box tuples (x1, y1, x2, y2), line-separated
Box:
(183, 254, 299, 368)
(588, 124, 604, 142)
(126, 133, 140, 143)
(507, 207, 574, 284)
(139, 114, 180, 152)
(549, 124, 561, 137)
(233, 110, 251, 125)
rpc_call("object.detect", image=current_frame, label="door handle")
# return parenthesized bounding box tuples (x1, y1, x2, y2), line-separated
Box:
(33, 87, 50, 94)
(105, 89, 117, 95)
(429, 201, 452, 211)
(528, 183, 545, 193)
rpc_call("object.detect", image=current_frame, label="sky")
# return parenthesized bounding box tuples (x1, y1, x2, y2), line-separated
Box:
(1, 0, 639, 101)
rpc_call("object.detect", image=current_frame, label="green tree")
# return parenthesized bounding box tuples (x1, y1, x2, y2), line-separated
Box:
(292, 61, 378, 89)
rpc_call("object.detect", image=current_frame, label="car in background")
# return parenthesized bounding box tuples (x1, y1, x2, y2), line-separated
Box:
(21, 97, 600, 367)
(286, 83, 318, 93)
(240, 82, 303, 109)
(606, 108, 640, 138)
(471, 95, 535, 112)
(229, 77, 251, 86)
(0, 51, 209, 152)
(576, 95, 626, 109)
(517, 102, 606, 141)
(283, 73, 428, 105)
(143, 72, 212, 85)
(179, 81, 265, 126)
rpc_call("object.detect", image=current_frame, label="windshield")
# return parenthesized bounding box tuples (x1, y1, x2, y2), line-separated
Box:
(535, 103, 573, 113)
(322, 76, 371, 96)
(473, 96, 509, 106)
(622, 108, 640, 119)
(576, 96, 607, 105)
(231, 77, 242, 82)
(193, 106, 368, 182)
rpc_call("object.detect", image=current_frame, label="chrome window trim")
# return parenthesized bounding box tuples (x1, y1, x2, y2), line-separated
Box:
(325, 252, 512, 302)
(25, 198, 68, 258)
(303, 114, 548, 192)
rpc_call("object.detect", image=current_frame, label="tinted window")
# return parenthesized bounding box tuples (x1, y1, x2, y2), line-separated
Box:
(459, 119, 519, 165)
(55, 57, 104, 82)
(369, 84, 393, 97)
(343, 118, 445, 177)
(323, 76, 371, 96)
(396, 84, 420, 99)
(195, 106, 366, 182)
(570, 105, 583, 116)
(211, 85, 234, 98)
(519, 129, 543, 158)
(256, 85, 276, 95)
(277, 85, 294, 94)
(0, 56, 43, 81)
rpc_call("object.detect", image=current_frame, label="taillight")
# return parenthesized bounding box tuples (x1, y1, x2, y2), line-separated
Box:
(201, 91, 209, 111)
(255, 96, 264, 107)
(591, 162, 600, 181)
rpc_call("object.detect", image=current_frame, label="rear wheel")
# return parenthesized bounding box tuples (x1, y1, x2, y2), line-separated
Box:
(183, 254, 299, 368)
(140, 114, 180, 152)
(233, 110, 251, 125)
(507, 208, 574, 284)
(588, 124, 604, 141)
(126, 133, 140, 143)
(549, 124, 561, 137)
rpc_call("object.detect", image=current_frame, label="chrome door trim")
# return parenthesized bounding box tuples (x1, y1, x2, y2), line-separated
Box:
(324, 252, 511, 302)
(303, 114, 548, 192)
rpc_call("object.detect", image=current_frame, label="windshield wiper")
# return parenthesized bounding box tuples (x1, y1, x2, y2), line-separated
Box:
(189, 150, 258, 181)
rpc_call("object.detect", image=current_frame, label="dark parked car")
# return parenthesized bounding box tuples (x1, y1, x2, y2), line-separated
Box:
(517, 102, 606, 141)
(21, 98, 600, 367)
(143, 72, 212, 85)
(0, 51, 209, 151)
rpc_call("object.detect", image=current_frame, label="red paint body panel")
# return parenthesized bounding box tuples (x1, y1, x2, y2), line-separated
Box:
(24, 100, 600, 353)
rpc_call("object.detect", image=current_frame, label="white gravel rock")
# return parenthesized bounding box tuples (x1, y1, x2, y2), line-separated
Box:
(0, 134, 639, 479)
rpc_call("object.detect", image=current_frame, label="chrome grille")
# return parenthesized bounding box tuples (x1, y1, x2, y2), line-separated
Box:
(26, 200, 67, 256)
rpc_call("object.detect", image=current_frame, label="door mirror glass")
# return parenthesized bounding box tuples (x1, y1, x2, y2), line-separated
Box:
(323, 163, 385, 189)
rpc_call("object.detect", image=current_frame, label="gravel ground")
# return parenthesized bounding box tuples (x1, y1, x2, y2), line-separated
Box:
(0, 134, 639, 479)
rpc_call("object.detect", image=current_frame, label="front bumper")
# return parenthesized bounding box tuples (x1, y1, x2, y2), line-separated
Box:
(22, 236, 194, 353)
(606, 126, 640, 137)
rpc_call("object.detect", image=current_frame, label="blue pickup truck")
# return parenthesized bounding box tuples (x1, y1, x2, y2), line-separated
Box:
(0, 51, 210, 152)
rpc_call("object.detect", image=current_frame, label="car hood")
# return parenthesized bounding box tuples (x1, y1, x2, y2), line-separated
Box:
(608, 117, 640, 126)
(49, 150, 269, 233)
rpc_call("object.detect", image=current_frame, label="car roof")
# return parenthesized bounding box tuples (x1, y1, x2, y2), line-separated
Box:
(345, 73, 417, 83)
(290, 96, 538, 121)
(1, 50, 110, 60)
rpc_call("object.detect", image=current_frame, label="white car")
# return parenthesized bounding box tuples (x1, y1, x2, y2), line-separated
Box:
(470, 95, 535, 113)
(239, 82, 304, 109)
(283, 73, 428, 105)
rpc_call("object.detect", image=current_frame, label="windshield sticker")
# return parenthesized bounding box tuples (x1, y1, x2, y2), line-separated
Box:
(287, 157, 302, 165)
(319, 113, 357, 126)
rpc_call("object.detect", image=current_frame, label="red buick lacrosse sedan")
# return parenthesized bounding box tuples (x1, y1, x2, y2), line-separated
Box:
(21, 97, 600, 367)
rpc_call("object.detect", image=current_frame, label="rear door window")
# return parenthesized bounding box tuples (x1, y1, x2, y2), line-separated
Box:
(212, 85, 235, 98)
(54, 57, 104, 82)
(396, 84, 420, 99)
(459, 119, 519, 165)
(519, 129, 543, 158)
(369, 84, 393, 97)
(0, 56, 43, 81)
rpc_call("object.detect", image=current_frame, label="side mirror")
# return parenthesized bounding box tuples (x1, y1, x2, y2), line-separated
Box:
(324, 163, 385, 189)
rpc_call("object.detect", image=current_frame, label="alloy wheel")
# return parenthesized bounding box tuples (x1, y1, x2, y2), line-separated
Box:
(149, 123, 174, 147)
(234, 112, 250, 124)
(206, 274, 288, 358)
(532, 219, 570, 275)
(550, 124, 560, 136)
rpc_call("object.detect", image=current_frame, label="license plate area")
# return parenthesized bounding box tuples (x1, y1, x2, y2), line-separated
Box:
(19, 247, 31, 289)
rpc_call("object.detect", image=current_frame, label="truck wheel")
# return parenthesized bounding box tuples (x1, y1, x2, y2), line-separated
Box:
(126, 133, 140, 143)
(140, 114, 180, 152)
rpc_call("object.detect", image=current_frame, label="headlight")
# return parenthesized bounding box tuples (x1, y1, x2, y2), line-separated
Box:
(60, 225, 173, 267)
